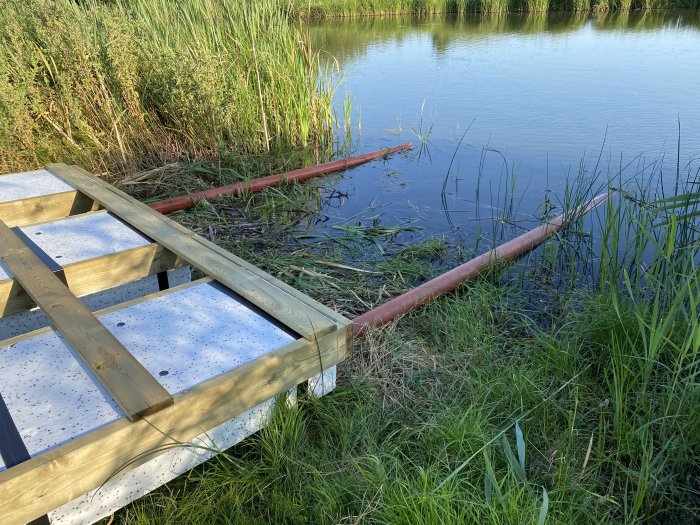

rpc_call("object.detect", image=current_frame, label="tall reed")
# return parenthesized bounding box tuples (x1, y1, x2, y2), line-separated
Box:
(0, 0, 334, 176)
(591, 179, 699, 519)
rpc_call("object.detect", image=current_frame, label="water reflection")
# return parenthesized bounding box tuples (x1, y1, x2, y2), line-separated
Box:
(302, 10, 700, 266)
(311, 10, 700, 65)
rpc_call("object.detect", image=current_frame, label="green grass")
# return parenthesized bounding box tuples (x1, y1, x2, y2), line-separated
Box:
(116, 280, 698, 523)
(0, 0, 335, 177)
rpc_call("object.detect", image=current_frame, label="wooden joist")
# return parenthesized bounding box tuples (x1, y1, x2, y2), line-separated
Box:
(0, 190, 95, 228)
(46, 163, 337, 340)
(0, 219, 173, 421)
(0, 243, 180, 318)
(0, 169, 93, 227)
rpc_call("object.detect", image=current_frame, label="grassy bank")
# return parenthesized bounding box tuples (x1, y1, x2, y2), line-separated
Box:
(0, 0, 334, 177)
(112, 161, 700, 523)
(292, 0, 700, 17)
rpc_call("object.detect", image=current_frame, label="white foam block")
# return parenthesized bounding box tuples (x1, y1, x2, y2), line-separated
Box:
(308, 366, 337, 398)
(0, 170, 75, 203)
(47, 391, 298, 525)
(0, 281, 295, 467)
(0, 266, 192, 340)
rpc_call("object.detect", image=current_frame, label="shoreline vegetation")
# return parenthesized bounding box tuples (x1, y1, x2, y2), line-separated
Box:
(291, 0, 700, 18)
(0, 0, 335, 178)
(1, 2, 698, 177)
(121, 159, 700, 524)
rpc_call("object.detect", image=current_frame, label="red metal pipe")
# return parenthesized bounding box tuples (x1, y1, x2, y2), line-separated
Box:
(149, 143, 413, 214)
(353, 193, 609, 336)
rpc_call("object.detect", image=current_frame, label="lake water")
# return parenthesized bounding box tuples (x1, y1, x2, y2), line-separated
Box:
(303, 10, 700, 253)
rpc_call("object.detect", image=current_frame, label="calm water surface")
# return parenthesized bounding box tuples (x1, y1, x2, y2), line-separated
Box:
(304, 11, 700, 250)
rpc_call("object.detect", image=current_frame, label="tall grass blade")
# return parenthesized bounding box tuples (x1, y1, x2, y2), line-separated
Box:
(500, 434, 534, 496)
(515, 421, 525, 473)
(537, 487, 549, 525)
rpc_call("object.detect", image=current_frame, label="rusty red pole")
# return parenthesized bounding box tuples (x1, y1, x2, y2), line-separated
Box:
(148, 143, 412, 214)
(353, 193, 609, 336)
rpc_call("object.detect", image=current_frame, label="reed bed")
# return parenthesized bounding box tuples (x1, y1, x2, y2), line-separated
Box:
(293, 0, 700, 17)
(0, 0, 335, 177)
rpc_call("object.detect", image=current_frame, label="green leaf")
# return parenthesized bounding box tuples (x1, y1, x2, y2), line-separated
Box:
(649, 191, 700, 206)
(501, 434, 534, 496)
(484, 471, 492, 506)
(482, 450, 505, 510)
(515, 422, 526, 472)
(537, 487, 549, 525)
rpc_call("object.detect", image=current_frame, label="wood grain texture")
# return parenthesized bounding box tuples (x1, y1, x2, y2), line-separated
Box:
(0, 191, 94, 228)
(0, 279, 30, 318)
(0, 220, 173, 421)
(0, 329, 350, 525)
(0, 243, 181, 318)
(63, 244, 182, 296)
(46, 163, 337, 340)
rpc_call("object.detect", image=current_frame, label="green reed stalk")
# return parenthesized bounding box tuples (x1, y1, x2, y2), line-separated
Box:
(0, 0, 334, 175)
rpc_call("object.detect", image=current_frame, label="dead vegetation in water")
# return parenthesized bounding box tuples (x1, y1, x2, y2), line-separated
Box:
(125, 155, 454, 318)
(168, 194, 452, 318)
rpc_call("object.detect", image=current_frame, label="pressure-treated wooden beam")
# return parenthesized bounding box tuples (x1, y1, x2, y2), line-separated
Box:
(0, 191, 95, 228)
(0, 243, 181, 317)
(0, 219, 173, 421)
(74, 164, 349, 330)
(46, 163, 336, 340)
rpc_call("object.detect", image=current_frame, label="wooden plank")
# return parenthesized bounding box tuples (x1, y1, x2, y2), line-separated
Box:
(46, 163, 336, 340)
(65, 244, 182, 296)
(0, 243, 181, 317)
(59, 164, 339, 338)
(78, 163, 350, 327)
(152, 209, 355, 328)
(0, 191, 95, 228)
(0, 220, 173, 421)
(0, 329, 349, 524)
(0, 279, 28, 319)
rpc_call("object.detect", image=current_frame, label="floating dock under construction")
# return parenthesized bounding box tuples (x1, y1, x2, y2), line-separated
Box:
(0, 165, 352, 525)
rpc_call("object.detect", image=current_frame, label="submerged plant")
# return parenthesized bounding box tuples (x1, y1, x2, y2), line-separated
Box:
(410, 100, 435, 145)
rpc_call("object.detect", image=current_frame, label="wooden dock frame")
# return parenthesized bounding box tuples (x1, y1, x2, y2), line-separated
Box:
(0, 165, 352, 524)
